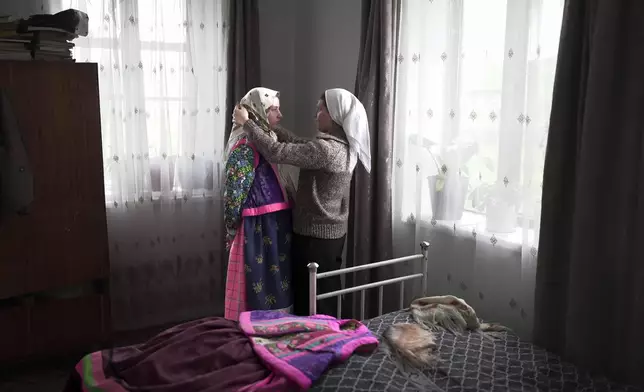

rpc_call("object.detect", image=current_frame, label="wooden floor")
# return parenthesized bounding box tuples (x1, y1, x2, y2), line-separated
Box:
(0, 323, 173, 391)
(0, 361, 73, 392)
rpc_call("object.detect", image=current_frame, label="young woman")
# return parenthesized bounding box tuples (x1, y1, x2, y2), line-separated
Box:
(223, 87, 294, 321)
(233, 88, 371, 316)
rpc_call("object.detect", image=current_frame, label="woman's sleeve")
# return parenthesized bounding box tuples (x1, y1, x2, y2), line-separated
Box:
(224, 144, 256, 243)
(272, 126, 309, 143)
(244, 120, 348, 172)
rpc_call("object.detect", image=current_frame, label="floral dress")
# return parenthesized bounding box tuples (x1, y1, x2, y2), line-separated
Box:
(223, 138, 293, 321)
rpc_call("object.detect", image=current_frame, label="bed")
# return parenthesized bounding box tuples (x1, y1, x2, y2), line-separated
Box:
(65, 243, 641, 392)
(307, 242, 641, 392)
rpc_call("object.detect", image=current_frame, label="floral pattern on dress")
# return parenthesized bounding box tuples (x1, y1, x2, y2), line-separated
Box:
(224, 144, 256, 244)
(244, 209, 293, 312)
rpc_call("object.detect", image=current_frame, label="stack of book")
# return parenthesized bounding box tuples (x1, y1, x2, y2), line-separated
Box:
(28, 29, 77, 61)
(0, 16, 32, 61)
(0, 9, 88, 61)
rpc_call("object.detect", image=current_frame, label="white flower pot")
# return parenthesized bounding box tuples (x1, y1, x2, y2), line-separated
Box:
(427, 175, 469, 221)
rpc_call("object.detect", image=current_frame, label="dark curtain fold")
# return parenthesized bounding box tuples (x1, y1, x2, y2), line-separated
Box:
(224, 0, 261, 144)
(346, 0, 399, 318)
(534, 0, 644, 387)
(220, 0, 261, 308)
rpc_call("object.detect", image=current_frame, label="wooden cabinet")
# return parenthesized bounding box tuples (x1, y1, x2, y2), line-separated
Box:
(0, 61, 110, 363)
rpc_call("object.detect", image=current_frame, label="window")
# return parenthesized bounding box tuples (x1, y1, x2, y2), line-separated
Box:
(60, 0, 228, 204)
(393, 0, 563, 242)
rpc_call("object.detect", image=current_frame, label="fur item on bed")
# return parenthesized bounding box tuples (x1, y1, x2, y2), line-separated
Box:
(383, 323, 437, 369)
(410, 295, 509, 337)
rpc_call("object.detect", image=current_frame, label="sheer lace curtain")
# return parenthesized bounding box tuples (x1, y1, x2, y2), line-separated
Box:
(392, 0, 563, 333)
(55, 0, 229, 330)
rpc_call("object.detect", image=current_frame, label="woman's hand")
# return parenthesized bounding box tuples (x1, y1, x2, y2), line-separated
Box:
(233, 105, 250, 126)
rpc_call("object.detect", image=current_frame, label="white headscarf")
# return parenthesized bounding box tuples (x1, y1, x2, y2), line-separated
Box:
(224, 87, 299, 202)
(324, 88, 371, 173)
(225, 87, 280, 159)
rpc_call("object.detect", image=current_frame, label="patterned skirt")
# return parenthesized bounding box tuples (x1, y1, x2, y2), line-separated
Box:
(224, 209, 293, 320)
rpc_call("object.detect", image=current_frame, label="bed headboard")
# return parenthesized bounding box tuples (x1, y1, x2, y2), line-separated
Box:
(307, 241, 430, 318)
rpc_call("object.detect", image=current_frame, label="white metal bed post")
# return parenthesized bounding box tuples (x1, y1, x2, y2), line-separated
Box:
(307, 242, 431, 317)
(420, 241, 430, 297)
(307, 262, 319, 316)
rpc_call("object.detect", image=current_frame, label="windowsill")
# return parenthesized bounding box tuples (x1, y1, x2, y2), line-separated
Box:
(104, 194, 220, 209)
(411, 210, 536, 250)
(103, 155, 220, 208)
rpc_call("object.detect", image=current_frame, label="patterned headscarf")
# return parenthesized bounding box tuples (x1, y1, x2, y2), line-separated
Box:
(225, 87, 280, 159)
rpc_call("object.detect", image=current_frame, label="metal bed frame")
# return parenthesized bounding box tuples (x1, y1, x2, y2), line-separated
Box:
(307, 241, 431, 318)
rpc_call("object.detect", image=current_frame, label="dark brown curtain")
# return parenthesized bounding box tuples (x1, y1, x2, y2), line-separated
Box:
(224, 0, 261, 144)
(346, 0, 399, 318)
(534, 0, 644, 387)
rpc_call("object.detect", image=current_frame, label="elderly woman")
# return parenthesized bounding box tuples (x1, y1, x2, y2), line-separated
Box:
(223, 87, 294, 321)
(233, 88, 371, 316)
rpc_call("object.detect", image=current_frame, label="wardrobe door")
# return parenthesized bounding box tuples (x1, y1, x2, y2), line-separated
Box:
(0, 61, 111, 362)
(0, 61, 108, 293)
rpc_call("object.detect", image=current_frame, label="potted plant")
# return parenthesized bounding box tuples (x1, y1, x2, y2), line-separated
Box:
(470, 179, 521, 233)
(412, 136, 477, 221)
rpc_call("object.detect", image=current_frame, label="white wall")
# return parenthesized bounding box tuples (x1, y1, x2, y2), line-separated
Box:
(258, 0, 362, 137)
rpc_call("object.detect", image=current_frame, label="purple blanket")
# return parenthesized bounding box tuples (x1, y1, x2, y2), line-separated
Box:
(68, 313, 377, 392)
(239, 310, 379, 391)
(68, 318, 273, 392)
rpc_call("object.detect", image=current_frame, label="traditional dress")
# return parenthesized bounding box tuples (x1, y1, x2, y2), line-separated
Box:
(243, 88, 372, 316)
(223, 88, 293, 321)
